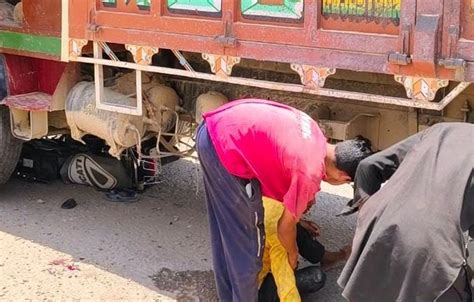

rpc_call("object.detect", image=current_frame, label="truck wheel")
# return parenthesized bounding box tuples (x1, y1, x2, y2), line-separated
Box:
(0, 106, 22, 184)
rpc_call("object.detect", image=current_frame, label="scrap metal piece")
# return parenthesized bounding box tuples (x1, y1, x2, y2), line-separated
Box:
(394, 75, 449, 101)
(290, 64, 336, 89)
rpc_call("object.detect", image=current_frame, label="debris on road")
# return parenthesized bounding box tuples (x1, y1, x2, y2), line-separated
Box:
(49, 258, 81, 272)
(61, 198, 77, 209)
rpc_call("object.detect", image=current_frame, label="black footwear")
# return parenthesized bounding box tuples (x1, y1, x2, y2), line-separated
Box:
(104, 188, 139, 203)
(295, 266, 326, 294)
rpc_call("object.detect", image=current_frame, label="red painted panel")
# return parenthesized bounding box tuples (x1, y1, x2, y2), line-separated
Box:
(22, 0, 61, 34)
(3, 54, 66, 96)
(460, 0, 474, 40)
(4, 54, 38, 95)
(33, 58, 66, 95)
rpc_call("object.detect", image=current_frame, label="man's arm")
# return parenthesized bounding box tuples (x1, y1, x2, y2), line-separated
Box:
(278, 207, 298, 269)
(268, 238, 301, 302)
(353, 130, 425, 205)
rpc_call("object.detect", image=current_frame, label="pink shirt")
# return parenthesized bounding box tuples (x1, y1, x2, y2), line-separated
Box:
(203, 99, 327, 218)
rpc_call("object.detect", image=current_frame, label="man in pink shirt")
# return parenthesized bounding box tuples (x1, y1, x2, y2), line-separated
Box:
(196, 99, 372, 301)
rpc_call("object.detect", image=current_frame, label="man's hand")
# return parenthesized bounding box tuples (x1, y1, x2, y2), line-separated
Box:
(288, 251, 299, 270)
(300, 219, 321, 239)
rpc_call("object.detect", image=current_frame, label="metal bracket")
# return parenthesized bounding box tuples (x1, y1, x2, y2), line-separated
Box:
(446, 25, 460, 58)
(438, 58, 466, 70)
(290, 64, 336, 89)
(388, 53, 412, 65)
(438, 26, 466, 79)
(9, 108, 48, 140)
(69, 39, 88, 60)
(389, 23, 412, 65)
(125, 44, 159, 66)
(394, 75, 449, 101)
(71, 48, 470, 111)
(202, 53, 241, 77)
(94, 41, 143, 115)
(215, 12, 237, 48)
(412, 15, 441, 75)
(461, 101, 471, 123)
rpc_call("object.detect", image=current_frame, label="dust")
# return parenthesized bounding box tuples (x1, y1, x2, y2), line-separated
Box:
(151, 268, 218, 302)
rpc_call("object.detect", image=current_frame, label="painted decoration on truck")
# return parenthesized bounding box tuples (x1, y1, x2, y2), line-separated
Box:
(322, 0, 400, 26)
(167, 0, 222, 13)
(241, 0, 304, 20)
(102, 0, 151, 9)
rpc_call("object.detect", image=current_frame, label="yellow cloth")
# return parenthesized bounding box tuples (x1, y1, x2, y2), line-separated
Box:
(258, 197, 301, 302)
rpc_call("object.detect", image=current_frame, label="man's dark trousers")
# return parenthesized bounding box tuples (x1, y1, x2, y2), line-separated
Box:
(197, 123, 265, 302)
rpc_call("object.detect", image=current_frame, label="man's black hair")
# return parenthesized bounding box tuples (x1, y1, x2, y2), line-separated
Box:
(335, 136, 373, 180)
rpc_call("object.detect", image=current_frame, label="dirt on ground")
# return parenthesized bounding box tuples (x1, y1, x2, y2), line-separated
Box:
(152, 268, 217, 302)
(0, 159, 356, 301)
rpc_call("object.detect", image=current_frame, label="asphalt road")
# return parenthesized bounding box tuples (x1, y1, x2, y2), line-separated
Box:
(0, 158, 356, 301)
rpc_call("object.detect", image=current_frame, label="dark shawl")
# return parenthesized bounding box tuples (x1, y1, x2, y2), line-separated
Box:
(338, 123, 474, 302)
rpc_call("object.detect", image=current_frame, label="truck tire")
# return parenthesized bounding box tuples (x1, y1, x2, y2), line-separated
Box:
(0, 106, 21, 184)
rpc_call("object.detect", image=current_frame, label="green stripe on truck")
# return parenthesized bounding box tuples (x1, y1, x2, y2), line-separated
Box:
(0, 31, 61, 57)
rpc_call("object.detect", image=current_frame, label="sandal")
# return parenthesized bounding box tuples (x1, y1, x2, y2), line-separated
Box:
(104, 188, 139, 203)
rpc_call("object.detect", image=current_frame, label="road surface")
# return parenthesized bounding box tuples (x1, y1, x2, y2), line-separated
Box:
(0, 158, 356, 301)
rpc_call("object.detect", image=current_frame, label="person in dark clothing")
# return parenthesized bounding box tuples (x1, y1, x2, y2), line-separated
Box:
(259, 223, 351, 302)
(338, 122, 474, 302)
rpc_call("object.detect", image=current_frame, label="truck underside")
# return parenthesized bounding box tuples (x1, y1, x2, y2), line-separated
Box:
(0, 0, 473, 184)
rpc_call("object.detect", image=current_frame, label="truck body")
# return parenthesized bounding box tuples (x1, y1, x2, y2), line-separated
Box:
(0, 0, 473, 182)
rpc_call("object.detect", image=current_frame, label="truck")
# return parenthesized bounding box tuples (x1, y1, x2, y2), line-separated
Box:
(0, 0, 473, 184)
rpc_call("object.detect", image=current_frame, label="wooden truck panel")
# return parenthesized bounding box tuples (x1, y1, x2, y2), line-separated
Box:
(64, 0, 474, 83)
